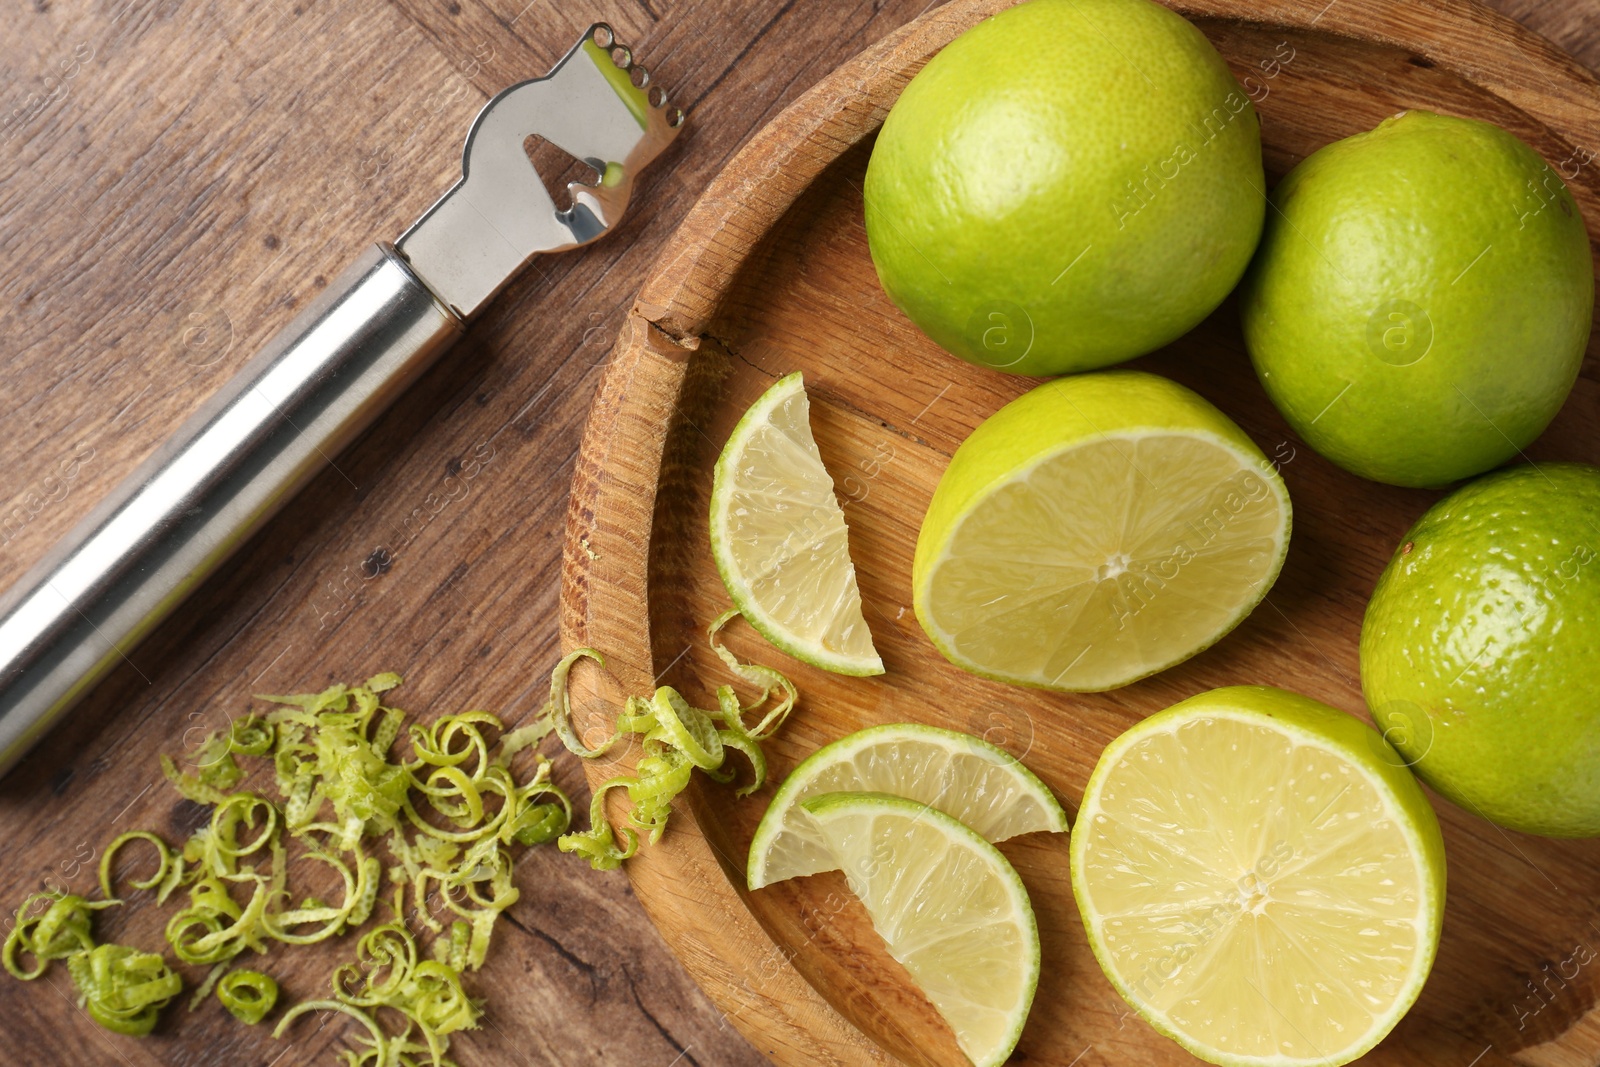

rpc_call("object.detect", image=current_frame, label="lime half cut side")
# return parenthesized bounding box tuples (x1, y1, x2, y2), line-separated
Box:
(747, 722, 1067, 890)
(804, 791, 1040, 1067)
(914, 372, 1291, 692)
(1071, 686, 1445, 1067)
(711, 372, 883, 676)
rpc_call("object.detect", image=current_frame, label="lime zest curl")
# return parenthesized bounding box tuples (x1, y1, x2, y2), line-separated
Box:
(547, 648, 618, 758)
(555, 613, 796, 869)
(68, 943, 184, 1036)
(274, 998, 391, 1059)
(100, 831, 174, 900)
(2, 893, 118, 981)
(217, 969, 279, 1024)
(708, 609, 797, 740)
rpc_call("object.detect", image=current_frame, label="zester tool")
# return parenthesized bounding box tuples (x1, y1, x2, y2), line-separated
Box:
(0, 24, 683, 775)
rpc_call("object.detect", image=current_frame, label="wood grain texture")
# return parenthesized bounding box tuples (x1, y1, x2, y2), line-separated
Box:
(0, 0, 1004, 1065)
(561, 1, 1600, 1066)
(0, 1, 1593, 1066)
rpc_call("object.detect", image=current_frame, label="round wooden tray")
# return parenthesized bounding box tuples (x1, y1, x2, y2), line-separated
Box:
(560, 1, 1600, 1064)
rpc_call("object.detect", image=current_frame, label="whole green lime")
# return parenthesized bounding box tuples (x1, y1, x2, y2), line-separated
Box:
(1242, 110, 1593, 488)
(1361, 463, 1600, 837)
(864, 0, 1265, 376)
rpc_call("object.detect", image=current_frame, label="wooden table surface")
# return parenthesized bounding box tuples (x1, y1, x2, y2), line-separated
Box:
(0, 1, 1596, 1065)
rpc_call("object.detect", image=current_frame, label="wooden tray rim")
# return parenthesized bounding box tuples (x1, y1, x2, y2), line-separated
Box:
(561, 2, 1600, 1063)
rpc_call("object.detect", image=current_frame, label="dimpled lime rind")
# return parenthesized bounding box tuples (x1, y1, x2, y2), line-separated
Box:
(1361, 463, 1600, 837)
(864, 0, 1265, 376)
(1241, 109, 1593, 488)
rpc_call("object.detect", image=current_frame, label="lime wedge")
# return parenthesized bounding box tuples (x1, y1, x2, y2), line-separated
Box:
(711, 372, 883, 676)
(914, 371, 1290, 692)
(804, 791, 1040, 1067)
(746, 722, 1066, 890)
(1071, 686, 1445, 1066)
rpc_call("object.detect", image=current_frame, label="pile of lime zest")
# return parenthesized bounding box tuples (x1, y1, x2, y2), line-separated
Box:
(146, 672, 570, 977)
(67, 943, 185, 1036)
(552, 610, 798, 871)
(5, 671, 574, 1063)
(275, 890, 481, 1066)
(2, 891, 182, 1036)
(2, 893, 117, 979)
(2, 640, 792, 1058)
(216, 968, 279, 1024)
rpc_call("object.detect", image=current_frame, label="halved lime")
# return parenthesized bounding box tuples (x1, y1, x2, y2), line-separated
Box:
(804, 791, 1040, 1067)
(914, 371, 1290, 692)
(746, 722, 1066, 890)
(711, 372, 883, 676)
(1071, 686, 1446, 1066)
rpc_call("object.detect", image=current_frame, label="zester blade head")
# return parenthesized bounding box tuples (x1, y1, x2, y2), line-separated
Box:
(396, 23, 684, 319)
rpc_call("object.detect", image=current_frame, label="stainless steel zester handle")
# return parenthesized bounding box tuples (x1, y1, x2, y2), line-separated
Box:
(0, 248, 460, 771)
(0, 23, 682, 776)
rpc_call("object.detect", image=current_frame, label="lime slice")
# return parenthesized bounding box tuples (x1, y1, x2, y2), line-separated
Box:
(803, 791, 1040, 1067)
(914, 371, 1291, 692)
(711, 372, 883, 676)
(746, 722, 1066, 890)
(1071, 686, 1446, 1067)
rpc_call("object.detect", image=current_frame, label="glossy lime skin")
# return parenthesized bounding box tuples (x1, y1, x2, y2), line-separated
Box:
(1242, 110, 1593, 488)
(864, 0, 1265, 376)
(1361, 464, 1600, 836)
